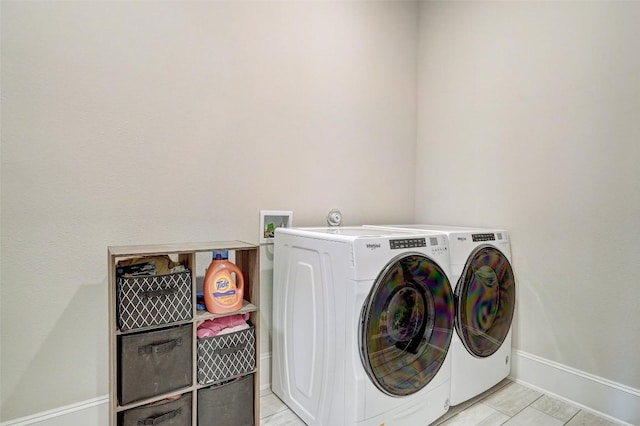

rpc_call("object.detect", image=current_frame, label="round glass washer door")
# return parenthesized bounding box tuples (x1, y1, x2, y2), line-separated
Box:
(456, 245, 515, 358)
(360, 253, 455, 397)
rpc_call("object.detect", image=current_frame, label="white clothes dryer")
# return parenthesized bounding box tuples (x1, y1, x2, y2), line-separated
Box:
(365, 224, 516, 406)
(272, 226, 456, 426)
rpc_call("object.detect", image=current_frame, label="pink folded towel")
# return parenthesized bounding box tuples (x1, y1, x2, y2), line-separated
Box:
(216, 323, 250, 336)
(197, 313, 249, 338)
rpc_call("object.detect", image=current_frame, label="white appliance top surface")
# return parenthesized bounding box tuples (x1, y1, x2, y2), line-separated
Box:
(366, 224, 505, 233)
(278, 226, 444, 240)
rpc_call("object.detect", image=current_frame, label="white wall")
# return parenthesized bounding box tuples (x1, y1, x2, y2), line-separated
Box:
(5, 1, 639, 423)
(0, 1, 419, 421)
(417, 0, 640, 408)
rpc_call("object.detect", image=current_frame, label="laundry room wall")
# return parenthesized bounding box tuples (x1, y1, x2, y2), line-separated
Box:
(0, 1, 419, 422)
(416, 1, 640, 422)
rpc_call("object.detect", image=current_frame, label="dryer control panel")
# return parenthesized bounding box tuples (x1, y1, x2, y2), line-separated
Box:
(389, 238, 427, 249)
(472, 233, 496, 242)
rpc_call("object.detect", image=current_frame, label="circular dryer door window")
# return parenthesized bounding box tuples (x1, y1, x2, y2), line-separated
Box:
(360, 253, 455, 397)
(456, 246, 515, 358)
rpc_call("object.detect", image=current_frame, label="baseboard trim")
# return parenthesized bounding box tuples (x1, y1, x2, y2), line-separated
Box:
(510, 349, 639, 425)
(260, 351, 273, 395)
(0, 395, 108, 426)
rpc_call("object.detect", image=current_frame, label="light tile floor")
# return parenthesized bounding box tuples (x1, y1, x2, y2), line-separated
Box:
(259, 379, 625, 425)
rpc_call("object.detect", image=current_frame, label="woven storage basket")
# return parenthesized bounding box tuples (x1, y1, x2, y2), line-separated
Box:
(117, 271, 192, 331)
(197, 326, 256, 385)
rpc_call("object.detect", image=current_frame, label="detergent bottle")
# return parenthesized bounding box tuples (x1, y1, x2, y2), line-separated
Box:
(203, 250, 244, 314)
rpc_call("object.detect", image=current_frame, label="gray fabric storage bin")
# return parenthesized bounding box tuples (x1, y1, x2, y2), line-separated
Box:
(117, 271, 192, 331)
(198, 374, 254, 426)
(119, 325, 192, 405)
(120, 393, 192, 426)
(197, 326, 256, 385)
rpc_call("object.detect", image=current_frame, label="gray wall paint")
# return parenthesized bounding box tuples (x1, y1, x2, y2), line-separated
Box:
(416, 1, 640, 389)
(0, 1, 418, 420)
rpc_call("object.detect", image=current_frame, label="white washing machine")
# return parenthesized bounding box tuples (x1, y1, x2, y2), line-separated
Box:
(272, 226, 456, 426)
(365, 224, 515, 406)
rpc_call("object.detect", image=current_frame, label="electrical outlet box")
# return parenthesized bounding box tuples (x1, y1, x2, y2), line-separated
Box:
(259, 210, 293, 244)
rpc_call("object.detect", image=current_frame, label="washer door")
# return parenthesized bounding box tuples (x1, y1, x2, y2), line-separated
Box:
(456, 245, 515, 358)
(360, 253, 454, 397)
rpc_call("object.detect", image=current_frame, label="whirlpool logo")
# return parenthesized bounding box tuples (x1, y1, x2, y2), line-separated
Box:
(366, 243, 381, 250)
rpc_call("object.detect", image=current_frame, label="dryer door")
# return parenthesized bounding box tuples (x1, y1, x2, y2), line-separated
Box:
(456, 245, 515, 358)
(360, 253, 454, 397)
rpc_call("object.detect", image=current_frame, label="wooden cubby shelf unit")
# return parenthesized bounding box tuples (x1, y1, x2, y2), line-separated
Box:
(108, 241, 260, 426)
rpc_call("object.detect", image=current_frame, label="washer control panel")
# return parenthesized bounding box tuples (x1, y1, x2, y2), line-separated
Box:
(472, 233, 496, 242)
(389, 238, 426, 250)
